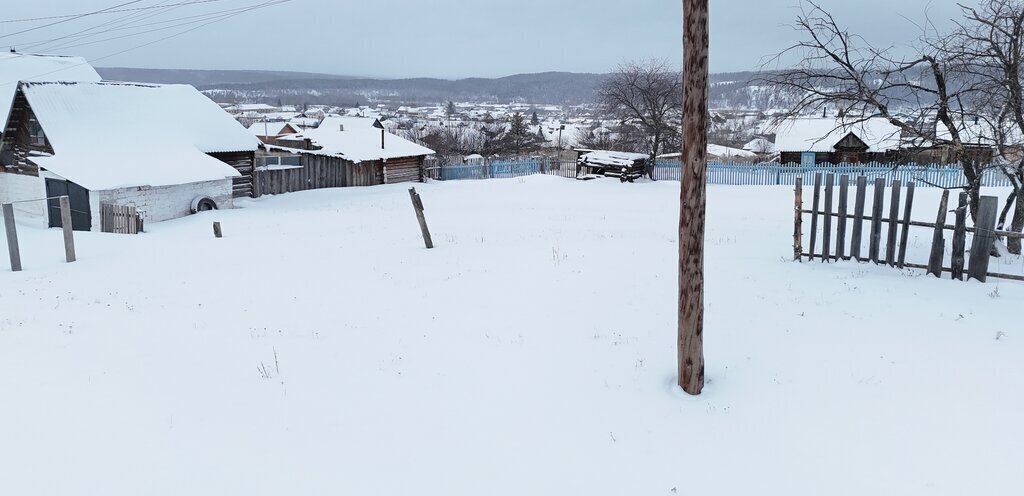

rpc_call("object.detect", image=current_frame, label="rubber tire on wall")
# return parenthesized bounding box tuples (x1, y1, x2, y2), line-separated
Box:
(190, 196, 218, 214)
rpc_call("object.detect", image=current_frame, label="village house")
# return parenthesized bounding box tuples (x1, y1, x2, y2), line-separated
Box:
(264, 116, 434, 185)
(0, 51, 102, 133)
(0, 81, 260, 231)
(775, 117, 904, 165)
(247, 120, 302, 145)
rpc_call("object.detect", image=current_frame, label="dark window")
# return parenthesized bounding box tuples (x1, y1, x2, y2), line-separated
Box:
(28, 117, 45, 146)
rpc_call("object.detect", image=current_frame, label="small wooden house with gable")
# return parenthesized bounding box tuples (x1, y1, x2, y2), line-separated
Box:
(260, 116, 434, 189)
(0, 81, 260, 231)
(775, 117, 903, 165)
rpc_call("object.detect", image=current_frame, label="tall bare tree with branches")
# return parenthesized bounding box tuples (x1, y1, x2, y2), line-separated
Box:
(759, 1, 988, 219)
(599, 60, 682, 175)
(954, 0, 1024, 253)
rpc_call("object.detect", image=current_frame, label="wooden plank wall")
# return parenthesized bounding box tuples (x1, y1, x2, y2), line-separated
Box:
(254, 154, 426, 197)
(209, 151, 257, 199)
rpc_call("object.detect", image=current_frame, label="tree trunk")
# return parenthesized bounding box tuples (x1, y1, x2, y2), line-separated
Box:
(1011, 189, 1024, 255)
(650, 133, 661, 180)
(959, 160, 981, 223)
(678, 0, 708, 396)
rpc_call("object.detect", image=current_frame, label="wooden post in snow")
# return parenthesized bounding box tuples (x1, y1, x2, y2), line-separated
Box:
(793, 176, 803, 261)
(213, 222, 223, 238)
(678, 0, 708, 396)
(2, 203, 21, 272)
(59, 196, 76, 263)
(409, 187, 434, 249)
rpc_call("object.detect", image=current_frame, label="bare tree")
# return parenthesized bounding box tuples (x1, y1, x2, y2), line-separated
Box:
(599, 60, 683, 174)
(954, 0, 1024, 253)
(759, 2, 988, 219)
(679, 0, 708, 396)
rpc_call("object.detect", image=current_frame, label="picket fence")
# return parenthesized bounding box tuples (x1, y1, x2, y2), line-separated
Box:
(431, 158, 1014, 188)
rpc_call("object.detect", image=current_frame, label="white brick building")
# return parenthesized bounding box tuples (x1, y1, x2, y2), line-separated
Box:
(0, 81, 260, 231)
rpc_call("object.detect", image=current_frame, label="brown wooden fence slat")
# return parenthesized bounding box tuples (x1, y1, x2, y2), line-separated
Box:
(869, 178, 885, 263)
(808, 172, 822, 261)
(951, 192, 968, 280)
(794, 177, 803, 261)
(822, 173, 834, 262)
(968, 196, 999, 282)
(927, 190, 950, 278)
(851, 176, 867, 261)
(836, 174, 849, 260)
(897, 182, 915, 268)
(885, 180, 901, 266)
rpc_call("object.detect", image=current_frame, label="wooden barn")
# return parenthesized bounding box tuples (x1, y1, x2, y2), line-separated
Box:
(256, 116, 434, 194)
(0, 81, 260, 231)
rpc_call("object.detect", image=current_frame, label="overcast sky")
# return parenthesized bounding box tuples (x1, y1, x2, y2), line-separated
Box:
(0, 0, 965, 78)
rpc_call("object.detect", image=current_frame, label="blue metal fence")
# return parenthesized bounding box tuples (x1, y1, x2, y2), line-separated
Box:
(433, 159, 1014, 188)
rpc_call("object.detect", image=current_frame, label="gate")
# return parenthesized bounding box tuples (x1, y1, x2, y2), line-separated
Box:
(44, 179, 91, 231)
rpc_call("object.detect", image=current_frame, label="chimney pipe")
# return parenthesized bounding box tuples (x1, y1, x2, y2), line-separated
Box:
(381, 128, 385, 149)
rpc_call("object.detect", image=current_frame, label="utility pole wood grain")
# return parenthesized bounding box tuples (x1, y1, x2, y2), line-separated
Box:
(678, 0, 708, 395)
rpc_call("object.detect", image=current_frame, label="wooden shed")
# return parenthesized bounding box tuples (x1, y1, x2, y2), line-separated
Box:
(254, 116, 434, 194)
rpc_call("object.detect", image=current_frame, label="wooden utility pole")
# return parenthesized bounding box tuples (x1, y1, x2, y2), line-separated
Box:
(678, 0, 708, 395)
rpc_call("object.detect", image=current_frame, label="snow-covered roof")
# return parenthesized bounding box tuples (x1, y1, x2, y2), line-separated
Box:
(707, 144, 757, 159)
(774, 117, 903, 152)
(743, 137, 776, 153)
(248, 120, 298, 137)
(17, 81, 259, 190)
(294, 116, 434, 163)
(0, 52, 101, 126)
(580, 150, 648, 167)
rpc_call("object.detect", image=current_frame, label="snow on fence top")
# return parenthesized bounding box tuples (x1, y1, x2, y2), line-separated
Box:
(0, 52, 101, 125)
(774, 116, 903, 152)
(20, 81, 260, 190)
(292, 116, 435, 163)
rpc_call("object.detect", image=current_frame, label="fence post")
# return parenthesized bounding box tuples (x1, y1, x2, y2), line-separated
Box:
(808, 172, 822, 261)
(408, 187, 434, 249)
(926, 190, 949, 277)
(951, 192, 968, 280)
(967, 196, 998, 282)
(59, 196, 76, 263)
(794, 176, 803, 261)
(2, 203, 21, 272)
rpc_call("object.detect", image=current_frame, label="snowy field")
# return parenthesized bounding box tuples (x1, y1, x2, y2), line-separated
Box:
(1, 176, 1022, 495)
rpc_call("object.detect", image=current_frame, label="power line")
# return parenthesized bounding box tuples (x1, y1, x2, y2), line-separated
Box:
(49, 3, 284, 52)
(0, 0, 225, 24)
(0, 0, 293, 85)
(26, 0, 186, 52)
(21, 0, 271, 52)
(0, 1, 144, 40)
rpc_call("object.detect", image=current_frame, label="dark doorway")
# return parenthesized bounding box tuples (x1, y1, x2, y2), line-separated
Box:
(45, 179, 91, 231)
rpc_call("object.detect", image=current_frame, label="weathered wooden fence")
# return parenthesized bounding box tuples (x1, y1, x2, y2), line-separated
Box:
(100, 203, 143, 234)
(253, 155, 377, 196)
(794, 172, 1024, 283)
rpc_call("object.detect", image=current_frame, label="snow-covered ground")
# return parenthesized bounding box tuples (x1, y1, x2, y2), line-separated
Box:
(1, 177, 1022, 495)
